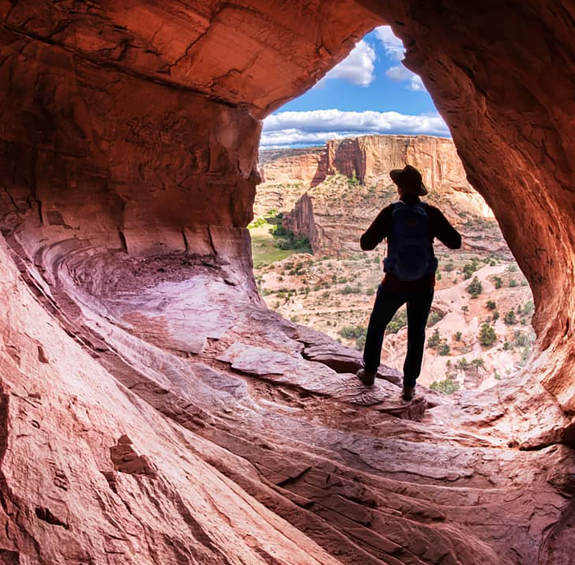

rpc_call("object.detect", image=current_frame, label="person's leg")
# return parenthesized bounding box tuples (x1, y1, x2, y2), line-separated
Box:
(403, 289, 434, 388)
(363, 286, 406, 374)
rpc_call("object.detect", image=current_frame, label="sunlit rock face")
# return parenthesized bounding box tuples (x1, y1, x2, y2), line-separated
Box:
(258, 135, 497, 256)
(0, 1, 575, 564)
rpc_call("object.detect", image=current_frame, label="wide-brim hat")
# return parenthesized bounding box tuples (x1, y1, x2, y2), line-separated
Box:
(390, 165, 428, 196)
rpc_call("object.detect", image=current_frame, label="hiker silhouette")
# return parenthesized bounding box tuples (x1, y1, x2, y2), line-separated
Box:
(357, 165, 462, 401)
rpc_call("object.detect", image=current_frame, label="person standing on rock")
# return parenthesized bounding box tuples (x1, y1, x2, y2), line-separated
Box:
(357, 165, 461, 401)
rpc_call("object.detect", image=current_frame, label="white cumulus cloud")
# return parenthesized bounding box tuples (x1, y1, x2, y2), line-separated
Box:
(261, 109, 449, 147)
(318, 40, 376, 87)
(375, 25, 427, 93)
(386, 65, 426, 91)
(374, 26, 405, 61)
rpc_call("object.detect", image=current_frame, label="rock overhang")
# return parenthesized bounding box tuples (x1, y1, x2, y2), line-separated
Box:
(1, 2, 575, 562)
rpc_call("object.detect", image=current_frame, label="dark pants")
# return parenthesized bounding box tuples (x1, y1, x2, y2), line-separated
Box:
(363, 284, 434, 387)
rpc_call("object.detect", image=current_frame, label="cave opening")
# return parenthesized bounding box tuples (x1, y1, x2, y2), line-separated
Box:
(0, 1, 574, 564)
(252, 24, 536, 398)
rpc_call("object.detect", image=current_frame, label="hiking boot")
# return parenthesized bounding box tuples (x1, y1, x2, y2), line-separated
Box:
(357, 368, 376, 386)
(402, 385, 415, 402)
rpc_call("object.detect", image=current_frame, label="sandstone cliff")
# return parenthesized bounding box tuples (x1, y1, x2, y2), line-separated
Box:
(258, 135, 500, 256)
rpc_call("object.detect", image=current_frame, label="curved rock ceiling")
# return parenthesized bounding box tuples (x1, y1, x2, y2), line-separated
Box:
(0, 1, 574, 564)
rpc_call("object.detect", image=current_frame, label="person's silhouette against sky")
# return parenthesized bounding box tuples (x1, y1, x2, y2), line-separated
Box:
(357, 165, 462, 401)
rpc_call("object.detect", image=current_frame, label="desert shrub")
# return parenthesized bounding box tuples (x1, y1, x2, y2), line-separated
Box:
(471, 358, 485, 372)
(340, 326, 366, 340)
(427, 328, 441, 349)
(509, 278, 518, 287)
(514, 330, 529, 347)
(494, 276, 503, 289)
(427, 310, 445, 327)
(456, 358, 470, 370)
(521, 300, 534, 315)
(454, 331, 462, 341)
(340, 285, 361, 295)
(504, 310, 517, 325)
(248, 216, 267, 229)
(486, 300, 497, 310)
(462, 258, 480, 280)
(466, 276, 483, 298)
(430, 379, 459, 395)
(387, 308, 407, 334)
(438, 343, 451, 356)
(479, 323, 497, 347)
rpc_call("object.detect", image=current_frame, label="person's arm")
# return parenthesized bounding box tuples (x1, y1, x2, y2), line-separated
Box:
(428, 206, 462, 249)
(360, 205, 393, 251)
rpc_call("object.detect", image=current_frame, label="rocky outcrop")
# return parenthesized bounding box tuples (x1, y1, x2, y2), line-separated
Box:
(259, 147, 329, 186)
(273, 136, 503, 256)
(1, 0, 575, 563)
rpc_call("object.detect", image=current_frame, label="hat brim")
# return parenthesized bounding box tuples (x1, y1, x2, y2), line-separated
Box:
(390, 169, 428, 196)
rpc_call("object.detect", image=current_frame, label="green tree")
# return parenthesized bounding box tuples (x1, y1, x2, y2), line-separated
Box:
(479, 323, 497, 347)
(494, 276, 503, 289)
(466, 276, 483, 298)
(486, 300, 497, 310)
(454, 331, 462, 342)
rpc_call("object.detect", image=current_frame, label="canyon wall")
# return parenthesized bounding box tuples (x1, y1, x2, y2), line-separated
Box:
(258, 135, 499, 255)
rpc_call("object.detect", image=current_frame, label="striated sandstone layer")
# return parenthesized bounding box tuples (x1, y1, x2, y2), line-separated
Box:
(0, 0, 575, 563)
(260, 135, 501, 256)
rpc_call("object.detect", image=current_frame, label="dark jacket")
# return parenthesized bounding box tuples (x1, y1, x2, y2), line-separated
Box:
(360, 195, 462, 291)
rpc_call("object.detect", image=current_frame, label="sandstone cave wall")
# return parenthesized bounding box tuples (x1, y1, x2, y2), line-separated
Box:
(0, 25, 262, 289)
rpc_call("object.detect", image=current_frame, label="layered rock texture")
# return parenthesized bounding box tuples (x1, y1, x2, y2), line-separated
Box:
(258, 135, 500, 256)
(0, 1, 575, 564)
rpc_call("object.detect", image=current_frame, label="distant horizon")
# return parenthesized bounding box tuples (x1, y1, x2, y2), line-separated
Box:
(260, 131, 452, 151)
(262, 26, 449, 148)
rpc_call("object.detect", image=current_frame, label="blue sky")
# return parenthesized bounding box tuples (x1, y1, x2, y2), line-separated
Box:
(261, 27, 449, 147)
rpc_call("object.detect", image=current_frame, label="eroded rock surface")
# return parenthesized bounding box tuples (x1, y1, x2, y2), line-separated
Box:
(2, 235, 574, 564)
(258, 135, 502, 256)
(0, 0, 575, 564)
